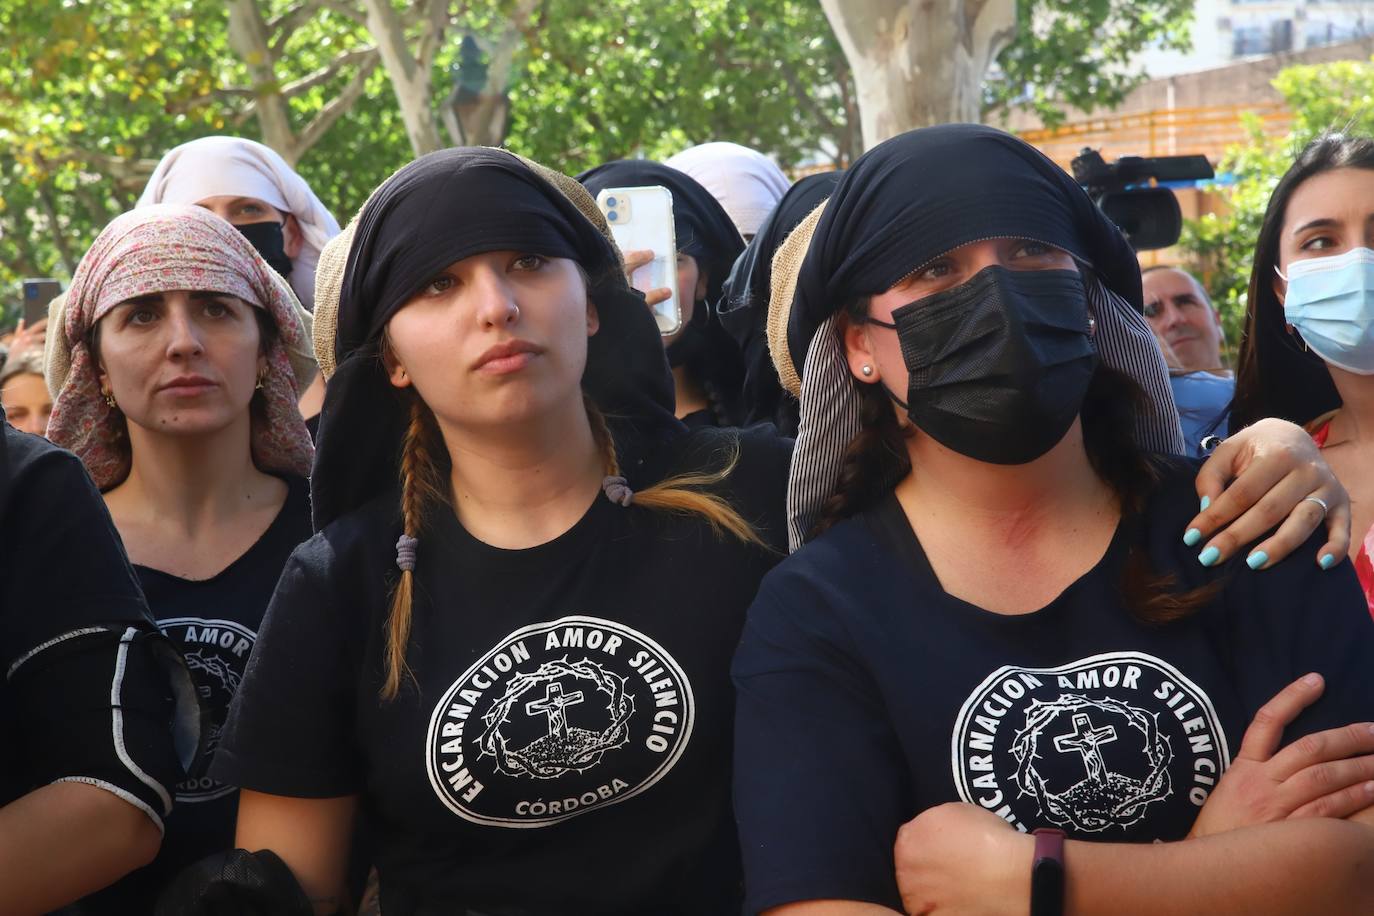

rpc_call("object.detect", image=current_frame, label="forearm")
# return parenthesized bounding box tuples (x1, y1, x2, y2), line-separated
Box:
(1066, 819, 1374, 914)
(0, 781, 160, 915)
(764, 901, 901, 915)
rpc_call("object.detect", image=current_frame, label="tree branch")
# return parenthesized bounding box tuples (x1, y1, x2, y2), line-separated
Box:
(163, 86, 257, 115)
(268, 0, 318, 53)
(280, 45, 378, 97)
(314, 0, 366, 26)
(414, 0, 449, 70)
(294, 53, 380, 158)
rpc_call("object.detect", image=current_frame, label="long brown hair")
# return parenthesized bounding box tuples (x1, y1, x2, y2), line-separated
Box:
(379, 393, 763, 700)
(1231, 132, 1374, 431)
(814, 301, 1219, 625)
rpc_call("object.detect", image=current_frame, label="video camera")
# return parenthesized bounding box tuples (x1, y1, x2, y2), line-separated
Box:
(1072, 148, 1215, 251)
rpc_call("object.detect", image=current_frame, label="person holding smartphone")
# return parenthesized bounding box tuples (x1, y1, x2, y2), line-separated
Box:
(579, 160, 750, 428)
(732, 124, 1374, 916)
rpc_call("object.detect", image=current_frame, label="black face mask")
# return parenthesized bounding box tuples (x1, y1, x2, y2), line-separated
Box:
(867, 265, 1098, 465)
(235, 220, 294, 280)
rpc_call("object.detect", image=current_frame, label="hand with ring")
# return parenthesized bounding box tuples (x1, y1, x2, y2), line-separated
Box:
(1185, 417, 1351, 571)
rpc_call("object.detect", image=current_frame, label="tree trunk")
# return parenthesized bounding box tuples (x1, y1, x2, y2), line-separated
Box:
(361, 0, 444, 156)
(819, 0, 1016, 150)
(226, 0, 299, 163)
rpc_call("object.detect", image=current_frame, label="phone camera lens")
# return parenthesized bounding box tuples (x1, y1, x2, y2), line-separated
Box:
(607, 210, 619, 222)
(605, 196, 618, 207)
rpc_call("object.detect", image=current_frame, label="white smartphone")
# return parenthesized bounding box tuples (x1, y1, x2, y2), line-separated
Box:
(595, 185, 682, 336)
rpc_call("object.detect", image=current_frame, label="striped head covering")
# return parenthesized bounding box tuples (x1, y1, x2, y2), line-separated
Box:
(46, 204, 317, 489)
(769, 124, 1184, 550)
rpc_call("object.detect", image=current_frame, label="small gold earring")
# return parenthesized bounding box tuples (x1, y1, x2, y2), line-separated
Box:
(102, 390, 117, 408)
(255, 369, 267, 391)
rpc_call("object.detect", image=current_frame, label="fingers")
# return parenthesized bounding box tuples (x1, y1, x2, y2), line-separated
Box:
(1243, 481, 1350, 570)
(1235, 673, 1325, 763)
(29, 318, 47, 333)
(1316, 488, 1352, 568)
(1270, 722, 1374, 782)
(1288, 774, 1374, 820)
(1189, 436, 1285, 543)
(1188, 468, 1303, 566)
(642, 287, 672, 308)
(622, 249, 655, 272)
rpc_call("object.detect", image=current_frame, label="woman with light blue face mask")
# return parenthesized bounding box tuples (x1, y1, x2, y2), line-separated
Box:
(1233, 132, 1374, 615)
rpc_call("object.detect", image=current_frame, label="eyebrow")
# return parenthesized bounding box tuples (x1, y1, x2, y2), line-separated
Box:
(1292, 214, 1374, 236)
(118, 291, 236, 306)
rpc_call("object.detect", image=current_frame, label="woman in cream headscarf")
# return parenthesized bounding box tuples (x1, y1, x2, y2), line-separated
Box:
(45, 203, 317, 914)
(139, 135, 340, 422)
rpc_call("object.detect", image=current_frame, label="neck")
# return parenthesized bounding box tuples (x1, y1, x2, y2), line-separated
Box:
(1326, 369, 1374, 445)
(440, 395, 605, 548)
(897, 419, 1116, 542)
(116, 412, 268, 534)
(672, 364, 710, 419)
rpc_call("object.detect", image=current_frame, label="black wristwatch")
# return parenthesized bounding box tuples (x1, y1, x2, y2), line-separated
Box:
(1030, 827, 1066, 916)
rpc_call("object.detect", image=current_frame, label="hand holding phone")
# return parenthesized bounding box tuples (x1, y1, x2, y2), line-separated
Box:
(595, 187, 682, 336)
(621, 249, 674, 309)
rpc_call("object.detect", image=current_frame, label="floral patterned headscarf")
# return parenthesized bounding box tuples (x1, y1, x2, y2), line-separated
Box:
(46, 204, 317, 488)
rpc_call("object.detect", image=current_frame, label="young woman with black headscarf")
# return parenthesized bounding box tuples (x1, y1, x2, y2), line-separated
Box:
(719, 171, 842, 435)
(731, 125, 1374, 915)
(578, 160, 750, 428)
(163, 148, 789, 916)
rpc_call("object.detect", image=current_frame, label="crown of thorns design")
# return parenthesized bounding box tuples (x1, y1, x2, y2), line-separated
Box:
(1010, 694, 1172, 833)
(477, 657, 635, 780)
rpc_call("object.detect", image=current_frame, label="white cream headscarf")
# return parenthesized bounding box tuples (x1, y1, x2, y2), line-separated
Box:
(666, 141, 791, 238)
(138, 136, 342, 312)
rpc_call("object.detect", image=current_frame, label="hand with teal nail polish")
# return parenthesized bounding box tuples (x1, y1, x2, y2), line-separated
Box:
(1320, 553, 1337, 570)
(1199, 546, 1222, 567)
(1246, 551, 1268, 570)
(1184, 527, 1202, 547)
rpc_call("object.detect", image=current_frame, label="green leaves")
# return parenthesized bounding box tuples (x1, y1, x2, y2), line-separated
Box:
(1177, 57, 1374, 349)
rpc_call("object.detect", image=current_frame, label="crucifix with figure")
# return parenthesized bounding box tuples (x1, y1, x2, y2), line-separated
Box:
(526, 681, 584, 741)
(1054, 712, 1117, 784)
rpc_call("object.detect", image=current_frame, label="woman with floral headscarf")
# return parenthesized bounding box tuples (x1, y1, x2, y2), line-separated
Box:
(45, 203, 317, 913)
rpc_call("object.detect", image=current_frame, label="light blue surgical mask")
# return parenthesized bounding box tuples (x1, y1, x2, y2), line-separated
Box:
(1278, 246, 1374, 375)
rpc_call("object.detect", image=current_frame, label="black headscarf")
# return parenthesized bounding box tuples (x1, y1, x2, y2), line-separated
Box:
(313, 147, 681, 530)
(577, 160, 749, 426)
(786, 124, 1143, 381)
(721, 171, 842, 433)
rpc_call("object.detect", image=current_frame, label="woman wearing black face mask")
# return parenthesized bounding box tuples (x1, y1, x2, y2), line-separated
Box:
(732, 125, 1374, 916)
(139, 136, 341, 427)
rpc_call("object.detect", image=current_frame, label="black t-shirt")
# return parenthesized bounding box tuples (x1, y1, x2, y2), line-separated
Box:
(0, 426, 162, 807)
(82, 476, 313, 913)
(213, 427, 791, 916)
(732, 461, 1374, 913)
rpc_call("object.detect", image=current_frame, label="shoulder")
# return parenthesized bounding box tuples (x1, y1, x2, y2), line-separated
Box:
(748, 512, 890, 633)
(636, 424, 792, 550)
(4, 426, 91, 491)
(287, 490, 401, 591)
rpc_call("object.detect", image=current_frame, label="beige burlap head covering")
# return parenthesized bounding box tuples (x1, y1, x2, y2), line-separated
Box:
(45, 205, 317, 488)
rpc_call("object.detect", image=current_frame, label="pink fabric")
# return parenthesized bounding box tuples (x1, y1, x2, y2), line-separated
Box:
(1311, 420, 1374, 619)
(48, 204, 314, 488)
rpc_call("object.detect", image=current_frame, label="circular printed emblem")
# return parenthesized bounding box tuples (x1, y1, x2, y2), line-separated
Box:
(951, 651, 1229, 836)
(426, 615, 695, 827)
(159, 617, 256, 802)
